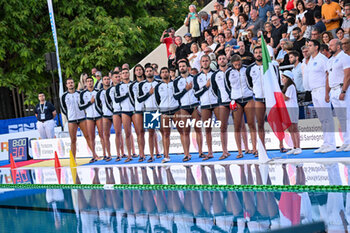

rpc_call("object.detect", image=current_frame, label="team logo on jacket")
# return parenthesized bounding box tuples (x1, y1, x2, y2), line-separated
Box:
(143, 110, 161, 129)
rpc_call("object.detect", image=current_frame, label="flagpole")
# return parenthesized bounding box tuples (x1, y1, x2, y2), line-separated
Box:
(47, 0, 67, 129)
(47, 0, 63, 97)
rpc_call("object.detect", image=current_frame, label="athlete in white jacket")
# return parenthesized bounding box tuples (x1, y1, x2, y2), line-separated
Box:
(79, 77, 106, 161)
(115, 68, 136, 162)
(154, 67, 180, 163)
(211, 54, 231, 160)
(173, 60, 203, 162)
(137, 66, 161, 163)
(193, 55, 218, 160)
(105, 71, 125, 160)
(96, 76, 112, 161)
(226, 54, 257, 158)
(60, 78, 98, 162)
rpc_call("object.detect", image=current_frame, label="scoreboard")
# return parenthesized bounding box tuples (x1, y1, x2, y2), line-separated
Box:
(8, 137, 30, 162)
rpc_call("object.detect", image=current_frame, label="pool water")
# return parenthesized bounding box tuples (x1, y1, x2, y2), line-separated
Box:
(0, 187, 345, 232)
(0, 164, 348, 232)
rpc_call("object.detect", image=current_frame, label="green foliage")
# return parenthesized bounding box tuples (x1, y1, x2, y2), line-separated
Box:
(0, 0, 198, 105)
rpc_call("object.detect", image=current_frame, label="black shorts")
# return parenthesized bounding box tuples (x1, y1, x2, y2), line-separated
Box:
(68, 118, 86, 124)
(235, 96, 253, 108)
(113, 112, 122, 117)
(103, 115, 113, 120)
(201, 103, 218, 110)
(181, 103, 199, 115)
(161, 108, 179, 116)
(86, 116, 102, 121)
(216, 101, 230, 109)
(254, 97, 265, 103)
(121, 111, 134, 117)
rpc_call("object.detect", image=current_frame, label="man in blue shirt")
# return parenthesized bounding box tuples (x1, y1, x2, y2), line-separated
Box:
(200, 11, 211, 33)
(258, 0, 273, 22)
(224, 29, 237, 46)
(314, 11, 326, 33)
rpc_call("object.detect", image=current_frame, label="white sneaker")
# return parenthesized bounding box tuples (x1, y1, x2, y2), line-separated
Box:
(162, 158, 170, 163)
(286, 149, 296, 155)
(320, 145, 336, 153)
(293, 148, 302, 155)
(336, 144, 349, 152)
(344, 144, 350, 152)
(314, 145, 326, 153)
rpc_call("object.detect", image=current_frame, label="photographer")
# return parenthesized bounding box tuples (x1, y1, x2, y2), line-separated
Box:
(210, 2, 225, 28)
(232, 41, 255, 66)
(234, 14, 250, 39)
(160, 27, 176, 57)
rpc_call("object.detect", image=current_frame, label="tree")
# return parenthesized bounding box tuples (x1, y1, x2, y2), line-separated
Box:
(0, 0, 199, 105)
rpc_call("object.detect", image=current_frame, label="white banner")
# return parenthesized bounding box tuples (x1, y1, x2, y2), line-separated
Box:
(47, 0, 63, 97)
(31, 118, 345, 160)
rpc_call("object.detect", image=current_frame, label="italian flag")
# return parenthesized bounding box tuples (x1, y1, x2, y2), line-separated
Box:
(261, 36, 292, 141)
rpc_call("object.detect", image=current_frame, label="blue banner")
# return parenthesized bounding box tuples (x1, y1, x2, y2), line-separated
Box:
(0, 115, 62, 135)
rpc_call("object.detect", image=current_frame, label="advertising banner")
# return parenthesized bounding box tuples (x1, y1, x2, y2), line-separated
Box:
(31, 118, 345, 159)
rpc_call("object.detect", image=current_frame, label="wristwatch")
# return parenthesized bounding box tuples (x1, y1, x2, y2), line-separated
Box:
(341, 90, 346, 94)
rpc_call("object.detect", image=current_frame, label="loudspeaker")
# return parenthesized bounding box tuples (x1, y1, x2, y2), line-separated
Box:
(44, 52, 58, 71)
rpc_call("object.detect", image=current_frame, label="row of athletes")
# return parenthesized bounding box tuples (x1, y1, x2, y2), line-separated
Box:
(61, 46, 283, 163)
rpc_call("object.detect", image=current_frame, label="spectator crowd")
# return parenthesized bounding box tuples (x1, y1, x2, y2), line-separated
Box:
(161, 0, 350, 76)
(62, 0, 350, 164)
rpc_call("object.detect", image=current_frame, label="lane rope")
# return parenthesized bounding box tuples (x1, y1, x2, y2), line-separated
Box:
(0, 184, 350, 192)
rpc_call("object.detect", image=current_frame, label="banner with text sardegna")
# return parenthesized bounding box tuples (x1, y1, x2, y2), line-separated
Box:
(31, 118, 345, 160)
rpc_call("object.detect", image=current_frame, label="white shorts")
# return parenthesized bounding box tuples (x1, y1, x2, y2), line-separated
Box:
(37, 119, 56, 139)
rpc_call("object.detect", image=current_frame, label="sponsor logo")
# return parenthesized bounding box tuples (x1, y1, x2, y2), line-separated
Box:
(8, 123, 36, 133)
(143, 110, 161, 129)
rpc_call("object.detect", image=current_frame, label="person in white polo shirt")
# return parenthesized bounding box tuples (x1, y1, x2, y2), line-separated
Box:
(306, 39, 336, 153)
(289, 50, 304, 92)
(327, 39, 350, 152)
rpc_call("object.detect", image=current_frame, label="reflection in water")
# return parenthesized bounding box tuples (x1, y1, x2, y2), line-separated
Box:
(0, 163, 349, 232)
